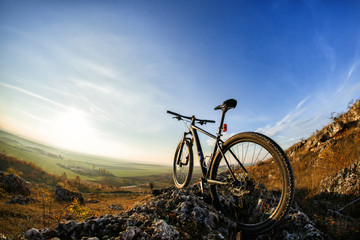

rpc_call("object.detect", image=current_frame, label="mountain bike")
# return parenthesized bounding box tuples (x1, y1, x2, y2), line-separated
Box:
(167, 99, 294, 234)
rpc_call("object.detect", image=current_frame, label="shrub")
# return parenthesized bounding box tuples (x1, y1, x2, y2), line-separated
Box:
(69, 198, 91, 220)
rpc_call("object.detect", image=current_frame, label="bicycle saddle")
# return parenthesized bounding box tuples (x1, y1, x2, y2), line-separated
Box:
(214, 99, 237, 111)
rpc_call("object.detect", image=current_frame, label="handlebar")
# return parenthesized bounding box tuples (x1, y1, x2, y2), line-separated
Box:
(167, 110, 215, 125)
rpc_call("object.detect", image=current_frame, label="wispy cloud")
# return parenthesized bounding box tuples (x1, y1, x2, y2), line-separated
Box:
(334, 57, 360, 99)
(25, 112, 52, 123)
(257, 60, 360, 149)
(72, 78, 113, 94)
(257, 96, 309, 138)
(0, 82, 69, 110)
(315, 33, 336, 73)
(0, 82, 111, 124)
(296, 96, 310, 109)
(347, 62, 358, 80)
(71, 58, 118, 80)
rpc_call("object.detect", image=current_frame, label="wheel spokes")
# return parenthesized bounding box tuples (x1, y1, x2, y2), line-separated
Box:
(216, 140, 283, 225)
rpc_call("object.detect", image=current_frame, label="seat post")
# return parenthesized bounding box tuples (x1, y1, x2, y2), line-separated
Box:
(217, 109, 227, 137)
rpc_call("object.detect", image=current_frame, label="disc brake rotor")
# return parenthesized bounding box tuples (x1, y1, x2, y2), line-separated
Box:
(230, 172, 255, 197)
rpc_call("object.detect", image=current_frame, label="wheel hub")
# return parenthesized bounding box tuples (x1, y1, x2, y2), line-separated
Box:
(230, 172, 255, 197)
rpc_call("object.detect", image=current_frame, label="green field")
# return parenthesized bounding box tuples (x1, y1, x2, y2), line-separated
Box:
(0, 130, 172, 187)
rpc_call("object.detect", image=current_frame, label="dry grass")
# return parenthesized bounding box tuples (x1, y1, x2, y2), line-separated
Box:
(0, 184, 149, 238)
(247, 158, 283, 191)
(291, 127, 360, 197)
(289, 124, 360, 239)
(0, 154, 155, 238)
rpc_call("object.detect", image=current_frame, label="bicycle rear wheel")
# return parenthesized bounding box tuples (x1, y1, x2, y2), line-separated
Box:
(173, 139, 193, 188)
(210, 132, 294, 234)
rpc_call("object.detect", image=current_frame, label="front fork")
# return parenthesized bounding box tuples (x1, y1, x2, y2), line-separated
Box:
(176, 132, 192, 166)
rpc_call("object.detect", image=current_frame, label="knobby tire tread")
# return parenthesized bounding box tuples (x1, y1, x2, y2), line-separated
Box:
(210, 132, 294, 234)
(172, 139, 193, 189)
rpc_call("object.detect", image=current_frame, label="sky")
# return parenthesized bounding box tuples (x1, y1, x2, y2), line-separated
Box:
(0, 0, 360, 165)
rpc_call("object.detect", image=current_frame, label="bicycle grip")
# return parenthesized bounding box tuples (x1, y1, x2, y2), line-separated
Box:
(167, 110, 179, 116)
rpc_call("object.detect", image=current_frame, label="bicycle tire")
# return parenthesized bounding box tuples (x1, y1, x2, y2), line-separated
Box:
(173, 139, 194, 188)
(210, 132, 294, 234)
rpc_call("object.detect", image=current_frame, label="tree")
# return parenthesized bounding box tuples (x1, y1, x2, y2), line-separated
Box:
(74, 175, 81, 185)
(60, 172, 67, 183)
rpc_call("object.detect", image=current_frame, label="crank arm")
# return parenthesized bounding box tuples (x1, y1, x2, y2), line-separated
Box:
(207, 179, 228, 185)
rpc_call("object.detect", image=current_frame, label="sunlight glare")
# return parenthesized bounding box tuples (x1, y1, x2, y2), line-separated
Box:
(51, 109, 94, 150)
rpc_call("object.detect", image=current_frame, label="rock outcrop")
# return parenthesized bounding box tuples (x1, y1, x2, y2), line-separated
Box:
(55, 183, 84, 204)
(6, 195, 35, 205)
(0, 172, 31, 196)
(26, 185, 329, 240)
(320, 160, 360, 196)
(108, 204, 124, 211)
(287, 99, 360, 158)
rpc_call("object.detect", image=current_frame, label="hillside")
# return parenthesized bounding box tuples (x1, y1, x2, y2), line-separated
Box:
(287, 98, 360, 192)
(287, 98, 360, 239)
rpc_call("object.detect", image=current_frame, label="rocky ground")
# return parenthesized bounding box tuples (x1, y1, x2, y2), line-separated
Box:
(320, 160, 360, 196)
(24, 184, 330, 240)
(1, 160, 358, 239)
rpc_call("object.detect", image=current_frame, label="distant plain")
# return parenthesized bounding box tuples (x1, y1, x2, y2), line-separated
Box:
(0, 130, 175, 189)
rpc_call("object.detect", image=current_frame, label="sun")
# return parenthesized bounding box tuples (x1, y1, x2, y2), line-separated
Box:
(51, 109, 94, 150)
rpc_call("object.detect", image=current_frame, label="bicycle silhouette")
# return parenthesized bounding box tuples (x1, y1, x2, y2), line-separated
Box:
(167, 99, 294, 234)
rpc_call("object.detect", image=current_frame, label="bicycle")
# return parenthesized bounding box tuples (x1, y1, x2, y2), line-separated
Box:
(167, 99, 294, 234)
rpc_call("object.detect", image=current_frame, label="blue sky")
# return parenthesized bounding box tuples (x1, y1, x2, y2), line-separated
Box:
(1, 0, 359, 165)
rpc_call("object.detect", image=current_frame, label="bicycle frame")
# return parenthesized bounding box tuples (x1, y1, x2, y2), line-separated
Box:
(181, 110, 244, 186)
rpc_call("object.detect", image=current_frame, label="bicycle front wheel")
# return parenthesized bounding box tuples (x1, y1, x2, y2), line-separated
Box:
(173, 139, 193, 188)
(210, 132, 294, 234)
